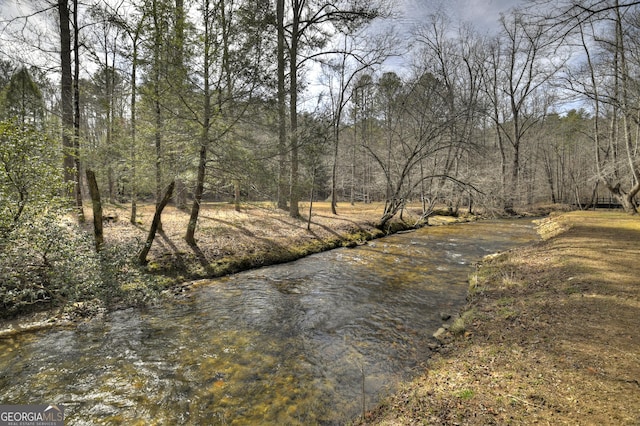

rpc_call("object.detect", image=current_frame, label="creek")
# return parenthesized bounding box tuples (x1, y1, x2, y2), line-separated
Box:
(0, 219, 539, 425)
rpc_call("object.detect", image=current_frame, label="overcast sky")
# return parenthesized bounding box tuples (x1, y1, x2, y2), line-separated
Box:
(359, 0, 531, 78)
(399, 0, 530, 34)
(0, 0, 533, 93)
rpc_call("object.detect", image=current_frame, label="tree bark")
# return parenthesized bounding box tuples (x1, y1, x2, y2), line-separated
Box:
(185, 142, 206, 245)
(185, 0, 212, 246)
(288, 0, 301, 219)
(375, 198, 403, 230)
(307, 170, 315, 230)
(129, 29, 140, 224)
(234, 179, 241, 212)
(86, 169, 103, 252)
(58, 0, 75, 192)
(152, 0, 163, 231)
(72, 0, 83, 221)
(330, 123, 339, 214)
(276, 0, 288, 211)
(139, 180, 175, 264)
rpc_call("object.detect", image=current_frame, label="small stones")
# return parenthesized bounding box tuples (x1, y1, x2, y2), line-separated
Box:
(433, 327, 447, 339)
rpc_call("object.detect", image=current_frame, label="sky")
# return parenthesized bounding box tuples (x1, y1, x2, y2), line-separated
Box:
(399, 0, 529, 34)
(0, 0, 530, 58)
(0, 0, 533, 104)
(358, 0, 529, 79)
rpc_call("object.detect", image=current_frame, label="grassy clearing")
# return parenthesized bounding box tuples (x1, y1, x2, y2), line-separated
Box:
(355, 211, 640, 425)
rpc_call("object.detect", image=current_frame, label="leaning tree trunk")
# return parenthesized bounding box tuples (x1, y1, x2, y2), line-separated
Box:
(138, 180, 175, 264)
(609, 183, 640, 214)
(375, 198, 404, 230)
(185, 142, 206, 246)
(86, 169, 103, 252)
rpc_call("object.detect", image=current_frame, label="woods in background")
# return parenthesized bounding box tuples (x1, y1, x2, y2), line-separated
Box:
(1, 1, 640, 314)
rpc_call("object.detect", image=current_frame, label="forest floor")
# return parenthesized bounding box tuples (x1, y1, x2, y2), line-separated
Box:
(98, 201, 423, 281)
(354, 210, 640, 425)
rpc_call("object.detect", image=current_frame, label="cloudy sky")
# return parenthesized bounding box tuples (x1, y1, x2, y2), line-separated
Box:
(0, 0, 532, 88)
(399, 0, 530, 33)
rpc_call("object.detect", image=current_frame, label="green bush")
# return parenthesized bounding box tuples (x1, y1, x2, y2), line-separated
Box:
(0, 211, 102, 317)
(0, 119, 162, 318)
(0, 209, 164, 318)
(0, 119, 64, 238)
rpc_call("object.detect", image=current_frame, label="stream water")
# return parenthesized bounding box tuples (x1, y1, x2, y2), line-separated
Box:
(0, 219, 539, 425)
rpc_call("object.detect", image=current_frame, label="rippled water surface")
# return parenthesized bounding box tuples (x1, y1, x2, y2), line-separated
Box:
(0, 220, 538, 424)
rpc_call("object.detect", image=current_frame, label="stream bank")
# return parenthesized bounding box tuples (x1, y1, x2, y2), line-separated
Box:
(355, 211, 640, 425)
(0, 202, 462, 334)
(0, 216, 538, 424)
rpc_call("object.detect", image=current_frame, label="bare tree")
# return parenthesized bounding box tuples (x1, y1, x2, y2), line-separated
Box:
(350, 73, 376, 205)
(414, 15, 487, 215)
(279, 0, 385, 218)
(322, 30, 394, 215)
(368, 72, 459, 228)
(484, 10, 566, 212)
(579, 2, 640, 212)
(529, 0, 640, 212)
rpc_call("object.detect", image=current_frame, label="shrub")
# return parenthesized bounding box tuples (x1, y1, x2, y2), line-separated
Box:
(0, 119, 64, 238)
(0, 119, 165, 318)
(0, 211, 102, 318)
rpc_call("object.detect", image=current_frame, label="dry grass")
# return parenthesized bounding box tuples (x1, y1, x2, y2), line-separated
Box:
(87, 201, 419, 282)
(356, 211, 640, 425)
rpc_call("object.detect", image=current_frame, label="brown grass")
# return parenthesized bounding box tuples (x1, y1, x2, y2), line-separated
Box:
(89, 201, 417, 282)
(355, 211, 640, 425)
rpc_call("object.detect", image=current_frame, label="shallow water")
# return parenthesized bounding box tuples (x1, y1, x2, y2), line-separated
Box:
(0, 219, 538, 425)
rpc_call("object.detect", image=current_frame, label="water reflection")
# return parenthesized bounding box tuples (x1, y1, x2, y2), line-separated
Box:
(0, 220, 538, 425)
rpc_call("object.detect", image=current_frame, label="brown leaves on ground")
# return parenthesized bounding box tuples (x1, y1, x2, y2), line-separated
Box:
(90, 202, 394, 280)
(357, 211, 640, 425)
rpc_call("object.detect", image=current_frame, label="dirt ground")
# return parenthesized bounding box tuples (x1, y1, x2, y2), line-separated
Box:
(355, 211, 640, 425)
